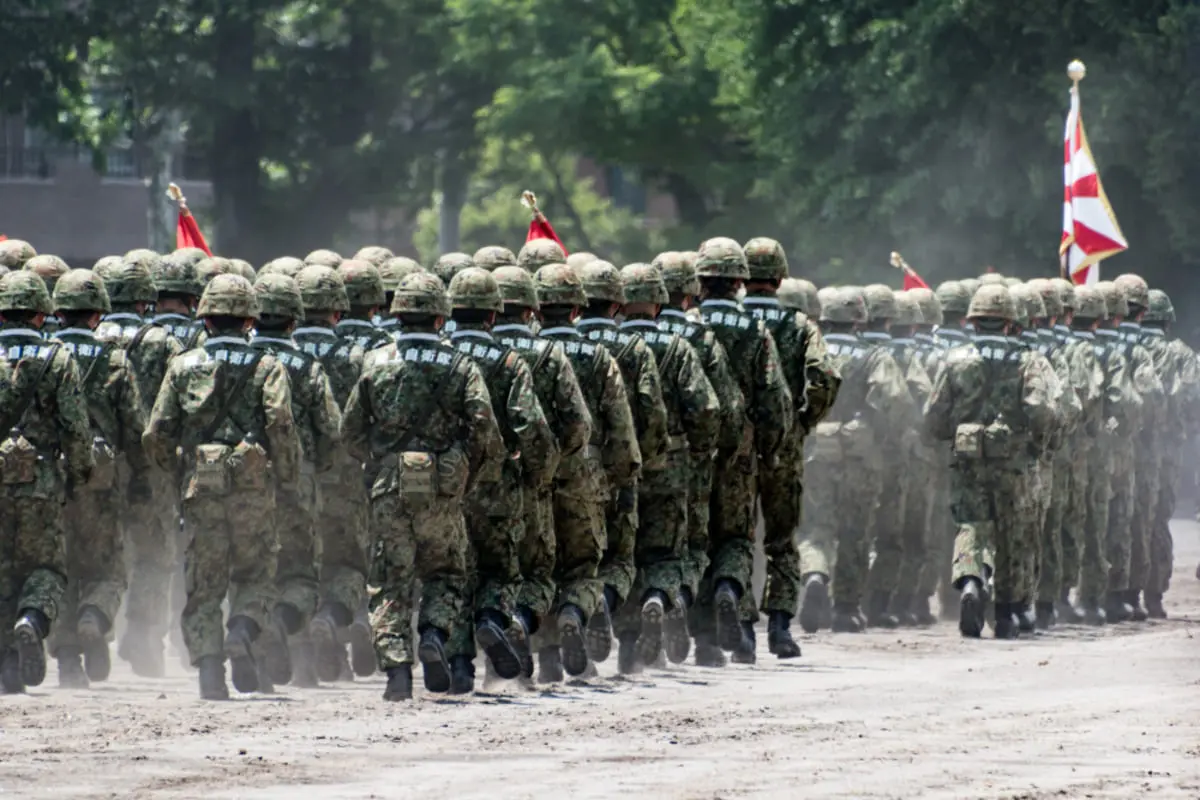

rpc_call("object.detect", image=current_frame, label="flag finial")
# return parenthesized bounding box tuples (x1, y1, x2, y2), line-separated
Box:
(1067, 60, 1086, 84)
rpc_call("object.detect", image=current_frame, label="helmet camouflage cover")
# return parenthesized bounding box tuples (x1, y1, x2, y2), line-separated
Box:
(1095, 280, 1129, 320)
(535, 263, 586, 307)
(580, 260, 626, 305)
(296, 265, 350, 313)
(24, 255, 70, 292)
(518, 238, 567, 273)
(893, 290, 925, 326)
(1028, 278, 1062, 319)
(171, 247, 210, 270)
(391, 272, 450, 317)
(908, 287, 942, 326)
(862, 283, 896, 321)
(1051, 277, 1076, 312)
(978, 273, 1007, 286)
(379, 257, 424, 292)
(123, 249, 162, 274)
(653, 251, 700, 296)
(565, 251, 598, 273)
(228, 258, 256, 281)
(254, 273, 304, 320)
(778, 278, 820, 317)
(694, 237, 749, 280)
(743, 237, 788, 281)
(104, 260, 158, 305)
(0, 271, 52, 314)
(1072, 285, 1107, 321)
(1144, 288, 1174, 323)
(493, 266, 539, 310)
(53, 269, 111, 314)
(620, 263, 668, 305)
(353, 246, 394, 267)
(432, 252, 474, 286)
(967, 284, 1015, 321)
(935, 280, 970, 316)
(337, 259, 387, 308)
(1114, 273, 1150, 309)
(258, 257, 305, 279)
(304, 249, 343, 268)
(820, 286, 868, 324)
(194, 257, 231, 289)
(0, 239, 37, 270)
(449, 267, 503, 312)
(155, 251, 202, 296)
(197, 273, 260, 319)
(472, 245, 518, 271)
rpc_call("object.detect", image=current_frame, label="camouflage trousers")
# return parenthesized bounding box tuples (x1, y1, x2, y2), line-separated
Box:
(122, 468, 178, 636)
(894, 456, 936, 605)
(1058, 446, 1086, 596)
(917, 459, 954, 605)
(517, 484, 556, 620)
(180, 491, 278, 665)
(754, 435, 804, 618)
(680, 452, 715, 602)
(53, 487, 127, 654)
(447, 466, 523, 660)
(1128, 453, 1161, 594)
(949, 462, 1033, 604)
(597, 479, 638, 606)
(800, 445, 881, 606)
(1077, 444, 1112, 605)
(1035, 454, 1070, 604)
(1105, 461, 1137, 593)
(368, 495, 467, 670)
(273, 474, 322, 630)
(1147, 457, 1179, 596)
(315, 468, 370, 624)
(691, 450, 757, 637)
(867, 460, 907, 604)
(0, 494, 66, 654)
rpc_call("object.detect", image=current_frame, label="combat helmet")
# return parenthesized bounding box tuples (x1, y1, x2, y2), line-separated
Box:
(448, 267, 503, 312)
(258, 257, 305, 279)
(820, 286, 868, 324)
(580, 260, 625, 305)
(1018, 283, 1046, 322)
(1006, 284, 1034, 329)
(653, 252, 700, 296)
(1114, 273, 1150, 310)
(893, 291, 925, 327)
(518, 239, 567, 273)
(194, 257, 231, 290)
(197, 273, 259, 319)
(94, 256, 123, 275)
(1003, 276, 1022, 288)
(743, 237, 788, 281)
(432, 252, 474, 287)
(695, 237, 749, 280)
(296, 265, 350, 313)
(228, 258, 256, 281)
(935, 281, 971, 317)
(862, 284, 897, 321)
(779, 278, 820, 317)
(1072, 285, 1106, 321)
(155, 251, 203, 296)
(472, 246, 518, 271)
(103, 260, 158, 305)
(24, 255, 71, 292)
(353, 246, 394, 267)
(908, 287, 942, 326)
(566, 252, 598, 274)
(123, 249, 162, 274)
(337, 260, 387, 308)
(379, 257, 424, 292)
(304, 249, 343, 268)
(0, 239, 37, 270)
(966, 284, 1015, 321)
(391, 272, 449, 317)
(254, 273, 304, 320)
(1028, 278, 1062, 320)
(535, 263, 587, 307)
(978, 273, 1007, 287)
(493, 266, 539, 310)
(53, 269, 111, 314)
(1051, 278, 1076, 312)
(620, 263, 668, 305)
(1144, 289, 1174, 324)
(1095, 280, 1128, 320)
(171, 247, 210, 270)
(960, 277, 982, 298)
(0, 271, 52, 314)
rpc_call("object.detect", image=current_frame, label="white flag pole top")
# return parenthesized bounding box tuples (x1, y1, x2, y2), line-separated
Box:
(1059, 60, 1128, 285)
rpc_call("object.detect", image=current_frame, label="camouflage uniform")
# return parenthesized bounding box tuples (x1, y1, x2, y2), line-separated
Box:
(24, 255, 70, 338)
(445, 268, 559, 682)
(473, 246, 519, 271)
(151, 250, 208, 349)
(342, 273, 505, 697)
(353, 246, 394, 267)
(0, 239, 37, 270)
(304, 249, 343, 268)
(0, 272, 93, 692)
(50, 271, 148, 685)
(518, 239, 567, 274)
(336, 260, 394, 351)
(925, 285, 1061, 638)
(431, 253, 475, 337)
(376, 257, 424, 336)
(143, 274, 301, 698)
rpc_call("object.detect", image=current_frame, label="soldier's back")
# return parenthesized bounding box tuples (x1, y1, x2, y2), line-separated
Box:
(294, 324, 365, 409)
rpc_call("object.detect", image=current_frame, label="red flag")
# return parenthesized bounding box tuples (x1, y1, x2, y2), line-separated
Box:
(0, 235, 7, 242)
(176, 210, 212, 256)
(889, 252, 928, 290)
(526, 215, 568, 256)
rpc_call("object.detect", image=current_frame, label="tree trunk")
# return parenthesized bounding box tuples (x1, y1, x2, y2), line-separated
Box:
(438, 152, 470, 254)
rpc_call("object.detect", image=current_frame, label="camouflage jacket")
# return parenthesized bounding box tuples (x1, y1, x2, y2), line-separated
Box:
(934, 326, 971, 350)
(698, 298, 792, 460)
(658, 308, 747, 456)
(1152, 330, 1200, 438)
(1084, 329, 1140, 436)
(925, 333, 1062, 464)
(336, 318, 393, 352)
(53, 327, 148, 471)
(540, 324, 641, 488)
(293, 322, 366, 409)
(451, 326, 559, 489)
(97, 311, 185, 419)
(493, 322, 592, 466)
(742, 294, 841, 435)
(341, 331, 506, 493)
(576, 316, 669, 471)
(621, 318, 719, 457)
(1021, 329, 1081, 449)
(1099, 327, 1160, 440)
(819, 332, 909, 444)
(251, 333, 342, 473)
(151, 311, 206, 350)
(144, 334, 300, 485)
(0, 326, 93, 486)
(1129, 322, 1179, 453)
(882, 334, 935, 458)
(375, 316, 401, 337)
(1056, 331, 1105, 442)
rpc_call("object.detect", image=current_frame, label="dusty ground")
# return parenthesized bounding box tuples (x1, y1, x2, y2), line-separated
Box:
(3, 524, 1200, 800)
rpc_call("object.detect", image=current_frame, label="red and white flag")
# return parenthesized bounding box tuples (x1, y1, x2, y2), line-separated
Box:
(1060, 80, 1126, 285)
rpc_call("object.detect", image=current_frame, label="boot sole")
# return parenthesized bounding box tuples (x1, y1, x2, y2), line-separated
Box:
(14, 623, 46, 687)
(418, 638, 451, 693)
(309, 618, 342, 684)
(224, 632, 259, 694)
(558, 616, 589, 677)
(799, 580, 830, 634)
(585, 609, 612, 663)
(714, 591, 742, 652)
(664, 604, 690, 664)
(636, 602, 664, 666)
(349, 622, 375, 677)
(477, 624, 522, 681)
(959, 594, 983, 639)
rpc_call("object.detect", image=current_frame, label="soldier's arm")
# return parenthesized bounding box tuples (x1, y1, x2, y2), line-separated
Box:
(599, 351, 642, 487)
(753, 330, 792, 458)
(635, 344, 670, 471)
(800, 318, 842, 431)
(923, 361, 957, 442)
(114, 357, 151, 473)
(678, 341, 720, 454)
(506, 357, 560, 488)
(260, 358, 300, 485)
(1107, 352, 1139, 426)
(704, 336, 748, 455)
(340, 373, 373, 465)
(143, 361, 184, 473)
(865, 351, 913, 438)
(55, 352, 95, 485)
(552, 349, 592, 458)
(462, 360, 505, 487)
(1021, 355, 1062, 441)
(308, 365, 342, 474)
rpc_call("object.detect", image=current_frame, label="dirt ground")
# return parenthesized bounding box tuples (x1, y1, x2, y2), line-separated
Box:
(3, 523, 1200, 800)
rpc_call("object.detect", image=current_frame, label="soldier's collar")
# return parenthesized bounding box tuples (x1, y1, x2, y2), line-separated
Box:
(658, 309, 689, 320)
(1074, 330, 1095, 339)
(205, 336, 249, 347)
(700, 299, 739, 310)
(1142, 327, 1165, 337)
(621, 319, 658, 331)
(492, 324, 534, 336)
(913, 332, 936, 343)
(395, 332, 440, 344)
(451, 329, 494, 342)
(1020, 330, 1039, 340)
(0, 328, 43, 340)
(293, 326, 338, 338)
(936, 328, 968, 340)
(576, 317, 616, 329)
(540, 326, 580, 338)
(103, 312, 142, 324)
(152, 312, 191, 323)
(973, 334, 1009, 345)
(891, 336, 915, 345)
(1055, 324, 1072, 334)
(53, 327, 96, 339)
(336, 319, 375, 330)
(860, 331, 891, 342)
(823, 333, 858, 343)
(377, 318, 400, 328)
(1118, 321, 1141, 331)
(1096, 328, 1119, 338)
(740, 297, 778, 307)
(252, 336, 296, 348)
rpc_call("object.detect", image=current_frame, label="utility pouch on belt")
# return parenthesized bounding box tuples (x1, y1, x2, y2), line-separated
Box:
(0, 434, 37, 484)
(813, 421, 844, 460)
(189, 444, 232, 498)
(954, 423, 984, 459)
(88, 437, 117, 490)
(982, 421, 1014, 459)
(228, 440, 269, 490)
(398, 451, 436, 508)
(840, 417, 874, 461)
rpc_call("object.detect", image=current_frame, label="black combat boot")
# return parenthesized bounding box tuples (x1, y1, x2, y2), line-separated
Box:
(537, 646, 563, 684)
(1081, 598, 1107, 626)
(1145, 592, 1167, 620)
(585, 588, 615, 663)
(262, 605, 295, 685)
(713, 580, 743, 651)
(197, 656, 230, 701)
(1015, 602, 1037, 634)
(13, 610, 49, 687)
(1056, 588, 1085, 624)
(693, 633, 726, 668)
(448, 655, 474, 695)
(290, 635, 319, 688)
(57, 647, 89, 689)
(663, 590, 691, 664)
(476, 612, 521, 681)
(509, 608, 535, 679)
(866, 591, 900, 629)
(224, 616, 260, 693)
(417, 627, 450, 693)
(798, 573, 832, 633)
(557, 604, 589, 677)
(349, 607, 375, 677)
(1104, 591, 1133, 623)
(911, 595, 937, 627)
(636, 592, 665, 666)
(617, 634, 641, 675)
(383, 664, 412, 702)
(831, 602, 865, 633)
(958, 580, 985, 639)
(993, 602, 1019, 640)
(0, 649, 23, 694)
(890, 593, 918, 628)
(308, 608, 343, 683)
(77, 606, 112, 682)
(1034, 601, 1057, 630)
(731, 622, 756, 664)
(1126, 590, 1148, 622)
(767, 611, 801, 659)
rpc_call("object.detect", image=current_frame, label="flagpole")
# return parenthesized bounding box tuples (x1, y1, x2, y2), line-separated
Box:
(1062, 60, 1086, 280)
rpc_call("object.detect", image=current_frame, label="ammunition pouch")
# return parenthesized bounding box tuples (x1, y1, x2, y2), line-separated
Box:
(954, 421, 1019, 460)
(812, 418, 875, 463)
(188, 444, 233, 499)
(87, 437, 117, 491)
(228, 440, 270, 491)
(0, 433, 37, 485)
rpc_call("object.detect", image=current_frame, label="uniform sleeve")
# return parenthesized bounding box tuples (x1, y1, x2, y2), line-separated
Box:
(676, 340, 719, 454)
(113, 355, 150, 472)
(143, 361, 183, 474)
(462, 359, 506, 487)
(261, 358, 300, 485)
(864, 350, 910, 437)
(1131, 346, 1165, 432)
(799, 317, 842, 432)
(704, 335, 748, 455)
(923, 361, 957, 442)
(753, 330, 792, 458)
(633, 343, 670, 471)
(340, 372, 373, 465)
(506, 356, 560, 488)
(1105, 351, 1140, 427)
(599, 351, 642, 487)
(309, 364, 342, 474)
(552, 348, 592, 459)
(55, 352, 95, 485)
(1021, 353, 1062, 442)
